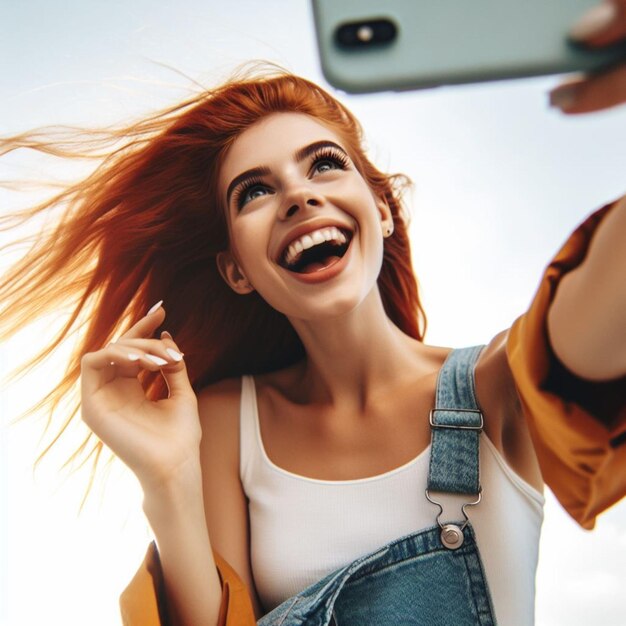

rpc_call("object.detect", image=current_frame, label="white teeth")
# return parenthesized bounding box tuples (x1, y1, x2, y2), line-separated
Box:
(312, 231, 325, 245)
(283, 226, 350, 267)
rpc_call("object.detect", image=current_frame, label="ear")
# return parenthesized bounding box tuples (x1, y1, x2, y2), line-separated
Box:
(376, 195, 394, 238)
(216, 251, 255, 294)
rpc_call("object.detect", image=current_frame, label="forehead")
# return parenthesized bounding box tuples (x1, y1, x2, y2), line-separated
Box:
(220, 112, 344, 187)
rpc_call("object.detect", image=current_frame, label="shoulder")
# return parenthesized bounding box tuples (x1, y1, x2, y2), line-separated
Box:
(197, 377, 244, 469)
(474, 330, 521, 441)
(198, 377, 243, 418)
(474, 331, 543, 492)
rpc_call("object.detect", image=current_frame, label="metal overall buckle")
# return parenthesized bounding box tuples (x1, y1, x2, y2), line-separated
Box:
(425, 488, 482, 550)
(426, 407, 484, 550)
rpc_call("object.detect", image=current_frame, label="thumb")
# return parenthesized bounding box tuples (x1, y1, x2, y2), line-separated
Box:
(569, 0, 626, 47)
(158, 331, 195, 398)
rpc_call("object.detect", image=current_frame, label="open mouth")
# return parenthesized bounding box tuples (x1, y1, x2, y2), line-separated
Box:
(279, 226, 353, 274)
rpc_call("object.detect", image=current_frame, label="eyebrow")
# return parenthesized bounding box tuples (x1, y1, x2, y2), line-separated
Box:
(226, 166, 271, 208)
(225, 140, 348, 207)
(293, 140, 347, 163)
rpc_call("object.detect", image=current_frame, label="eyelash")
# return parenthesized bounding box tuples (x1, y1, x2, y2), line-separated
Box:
(233, 147, 350, 210)
(233, 176, 266, 210)
(310, 147, 350, 173)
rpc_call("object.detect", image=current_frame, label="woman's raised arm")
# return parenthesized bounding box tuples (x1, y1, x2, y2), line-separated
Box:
(547, 196, 626, 381)
(545, 2, 626, 378)
(81, 302, 223, 626)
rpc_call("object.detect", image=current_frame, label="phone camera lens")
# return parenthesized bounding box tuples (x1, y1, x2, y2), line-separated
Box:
(356, 25, 374, 43)
(335, 18, 398, 49)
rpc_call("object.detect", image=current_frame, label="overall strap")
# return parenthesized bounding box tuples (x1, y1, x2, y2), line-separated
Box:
(427, 345, 484, 496)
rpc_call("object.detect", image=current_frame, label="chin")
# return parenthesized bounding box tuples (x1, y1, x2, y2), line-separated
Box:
(288, 285, 375, 323)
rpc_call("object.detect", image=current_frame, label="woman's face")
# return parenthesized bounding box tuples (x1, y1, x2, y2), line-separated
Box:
(218, 112, 392, 321)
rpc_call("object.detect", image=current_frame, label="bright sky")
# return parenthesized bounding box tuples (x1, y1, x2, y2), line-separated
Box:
(1, 1, 625, 625)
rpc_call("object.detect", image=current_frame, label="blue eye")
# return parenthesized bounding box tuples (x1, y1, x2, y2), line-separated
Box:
(244, 185, 268, 202)
(310, 148, 349, 176)
(314, 159, 340, 174)
(235, 178, 271, 209)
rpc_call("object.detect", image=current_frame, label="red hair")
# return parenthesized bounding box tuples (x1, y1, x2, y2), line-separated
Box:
(0, 67, 426, 473)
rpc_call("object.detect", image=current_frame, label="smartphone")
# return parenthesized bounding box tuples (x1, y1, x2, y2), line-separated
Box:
(311, 0, 626, 94)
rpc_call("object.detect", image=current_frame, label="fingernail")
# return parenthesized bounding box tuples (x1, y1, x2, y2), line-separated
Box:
(147, 300, 163, 315)
(569, 2, 617, 40)
(549, 86, 580, 111)
(145, 354, 168, 366)
(161, 330, 173, 340)
(165, 348, 184, 362)
(127, 353, 141, 361)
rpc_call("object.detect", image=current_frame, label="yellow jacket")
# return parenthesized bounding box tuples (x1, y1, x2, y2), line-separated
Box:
(120, 201, 626, 626)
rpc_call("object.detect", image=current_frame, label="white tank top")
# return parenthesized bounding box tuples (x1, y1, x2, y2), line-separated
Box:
(239, 375, 545, 624)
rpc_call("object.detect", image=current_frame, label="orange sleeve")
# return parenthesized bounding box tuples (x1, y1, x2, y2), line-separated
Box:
(506, 200, 626, 530)
(119, 542, 256, 626)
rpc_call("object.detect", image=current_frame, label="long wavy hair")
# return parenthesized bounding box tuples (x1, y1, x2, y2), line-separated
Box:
(0, 67, 426, 477)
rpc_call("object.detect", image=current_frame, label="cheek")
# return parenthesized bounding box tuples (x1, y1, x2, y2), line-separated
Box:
(229, 221, 273, 284)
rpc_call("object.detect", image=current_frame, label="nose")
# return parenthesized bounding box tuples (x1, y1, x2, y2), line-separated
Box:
(278, 184, 324, 220)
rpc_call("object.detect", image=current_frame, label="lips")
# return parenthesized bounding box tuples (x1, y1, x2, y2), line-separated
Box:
(282, 234, 355, 283)
(277, 224, 353, 274)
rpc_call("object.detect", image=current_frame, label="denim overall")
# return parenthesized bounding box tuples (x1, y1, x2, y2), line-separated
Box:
(258, 346, 497, 626)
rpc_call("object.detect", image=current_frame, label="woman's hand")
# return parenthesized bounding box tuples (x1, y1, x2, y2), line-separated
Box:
(550, 0, 626, 113)
(80, 302, 202, 493)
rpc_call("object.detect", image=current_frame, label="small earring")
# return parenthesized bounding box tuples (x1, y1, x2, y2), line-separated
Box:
(384, 224, 394, 238)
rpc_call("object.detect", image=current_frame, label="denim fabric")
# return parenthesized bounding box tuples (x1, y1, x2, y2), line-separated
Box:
(258, 346, 496, 626)
(428, 345, 484, 495)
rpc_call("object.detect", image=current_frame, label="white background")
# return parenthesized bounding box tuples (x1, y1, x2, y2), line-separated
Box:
(1, 1, 625, 625)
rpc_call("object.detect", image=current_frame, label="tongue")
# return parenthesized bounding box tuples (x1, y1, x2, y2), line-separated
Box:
(300, 255, 341, 274)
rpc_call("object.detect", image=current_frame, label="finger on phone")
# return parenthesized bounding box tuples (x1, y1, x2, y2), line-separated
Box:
(550, 65, 626, 113)
(569, 0, 626, 47)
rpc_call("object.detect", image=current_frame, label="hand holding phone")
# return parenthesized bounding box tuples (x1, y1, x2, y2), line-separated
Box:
(550, 0, 626, 113)
(312, 0, 626, 96)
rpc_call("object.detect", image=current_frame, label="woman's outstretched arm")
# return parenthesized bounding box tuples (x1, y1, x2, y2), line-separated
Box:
(505, 198, 626, 529)
(546, 1, 626, 379)
(81, 305, 222, 626)
(547, 196, 626, 381)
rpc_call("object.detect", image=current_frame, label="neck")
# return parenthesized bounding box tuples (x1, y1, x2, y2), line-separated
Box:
(288, 288, 422, 411)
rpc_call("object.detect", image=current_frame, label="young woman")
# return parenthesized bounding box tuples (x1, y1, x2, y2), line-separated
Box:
(2, 3, 625, 625)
